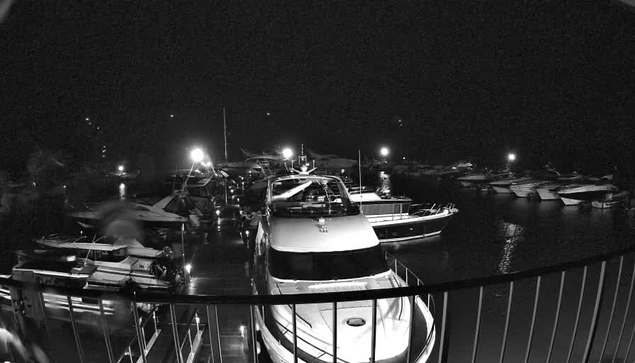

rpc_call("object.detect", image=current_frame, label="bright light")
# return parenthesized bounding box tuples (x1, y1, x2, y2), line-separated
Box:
(185, 264, 192, 273)
(190, 148, 204, 163)
(245, 230, 250, 236)
(282, 148, 293, 160)
(508, 153, 516, 162)
(170, 114, 174, 118)
(118, 165, 124, 172)
(205, 161, 212, 167)
(216, 209, 221, 216)
(380, 147, 390, 157)
(85, 117, 89, 121)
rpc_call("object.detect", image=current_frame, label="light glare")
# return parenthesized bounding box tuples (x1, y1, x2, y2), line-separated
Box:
(190, 148, 204, 163)
(282, 148, 293, 159)
(380, 147, 389, 157)
(508, 153, 516, 162)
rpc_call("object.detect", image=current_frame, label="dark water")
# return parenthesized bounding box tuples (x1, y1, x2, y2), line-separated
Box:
(374, 172, 635, 284)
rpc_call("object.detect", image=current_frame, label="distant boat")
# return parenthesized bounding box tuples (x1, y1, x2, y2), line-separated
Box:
(535, 182, 567, 201)
(591, 191, 629, 209)
(489, 176, 532, 194)
(68, 194, 191, 229)
(557, 183, 618, 206)
(510, 180, 547, 198)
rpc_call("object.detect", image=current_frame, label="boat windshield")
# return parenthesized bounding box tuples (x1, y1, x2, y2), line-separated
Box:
(270, 177, 359, 217)
(268, 246, 389, 280)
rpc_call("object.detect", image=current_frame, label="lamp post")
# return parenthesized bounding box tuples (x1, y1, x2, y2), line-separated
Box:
(506, 153, 516, 171)
(380, 146, 390, 160)
(283, 147, 294, 170)
(183, 147, 205, 192)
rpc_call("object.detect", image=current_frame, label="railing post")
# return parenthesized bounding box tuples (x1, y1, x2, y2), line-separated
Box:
(546, 271, 566, 363)
(170, 304, 185, 363)
(370, 299, 378, 363)
(37, 292, 54, 357)
(523, 276, 541, 363)
(67, 296, 85, 363)
(582, 261, 607, 363)
(566, 265, 588, 363)
(132, 299, 148, 363)
(599, 256, 623, 362)
(437, 292, 449, 363)
(99, 300, 116, 363)
(611, 257, 635, 363)
(471, 286, 484, 363)
(332, 301, 337, 363)
(206, 304, 222, 363)
(250, 306, 258, 363)
(407, 295, 416, 363)
(292, 304, 298, 363)
(498, 281, 514, 363)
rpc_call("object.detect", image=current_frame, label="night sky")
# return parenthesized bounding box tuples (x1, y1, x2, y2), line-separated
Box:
(2, 1, 635, 172)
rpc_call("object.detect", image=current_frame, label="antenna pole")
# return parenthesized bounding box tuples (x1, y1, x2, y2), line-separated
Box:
(223, 108, 228, 163)
(358, 148, 363, 207)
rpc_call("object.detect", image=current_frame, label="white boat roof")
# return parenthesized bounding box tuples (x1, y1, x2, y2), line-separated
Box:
(127, 247, 163, 258)
(349, 192, 384, 202)
(269, 213, 379, 253)
(38, 239, 127, 251)
(151, 195, 177, 210)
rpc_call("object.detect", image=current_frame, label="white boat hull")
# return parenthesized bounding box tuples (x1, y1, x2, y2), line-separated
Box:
(491, 186, 513, 194)
(536, 188, 560, 201)
(560, 197, 583, 206)
(254, 277, 435, 363)
(511, 188, 534, 198)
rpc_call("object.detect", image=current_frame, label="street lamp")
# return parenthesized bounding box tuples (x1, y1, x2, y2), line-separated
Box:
(508, 153, 516, 162)
(282, 148, 293, 160)
(183, 147, 205, 192)
(117, 165, 124, 173)
(380, 147, 390, 158)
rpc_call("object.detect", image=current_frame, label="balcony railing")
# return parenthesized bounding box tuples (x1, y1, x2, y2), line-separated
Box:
(2, 244, 635, 363)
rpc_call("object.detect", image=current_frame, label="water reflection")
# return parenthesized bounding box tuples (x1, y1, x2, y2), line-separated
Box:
(119, 182, 126, 200)
(498, 221, 524, 274)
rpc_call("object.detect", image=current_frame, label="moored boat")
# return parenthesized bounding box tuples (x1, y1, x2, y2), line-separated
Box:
(349, 189, 457, 242)
(250, 166, 436, 363)
(591, 191, 629, 209)
(557, 183, 618, 206)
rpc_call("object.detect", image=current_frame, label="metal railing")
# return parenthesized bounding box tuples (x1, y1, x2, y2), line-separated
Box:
(2, 244, 635, 363)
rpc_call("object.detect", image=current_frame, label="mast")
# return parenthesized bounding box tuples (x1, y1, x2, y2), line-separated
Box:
(223, 107, 228, 162)
(358, 148, 363, 207)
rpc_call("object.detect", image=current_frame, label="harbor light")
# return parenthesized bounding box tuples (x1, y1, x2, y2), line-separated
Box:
(185, 264, 192, 274)
(190, 148, 204, 163)
(282, 147, 293, 160)
(508, 153, 516, 162)
(118, 165, 124, 172)
(380, 147, 390, 157)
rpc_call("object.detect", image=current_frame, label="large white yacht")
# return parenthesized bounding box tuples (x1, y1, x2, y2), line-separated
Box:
(556, 183, 618, 206)
(250, 167, 435, 363)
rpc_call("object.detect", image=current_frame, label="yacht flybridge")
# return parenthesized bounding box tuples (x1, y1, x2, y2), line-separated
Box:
(250, 166, 435, 363)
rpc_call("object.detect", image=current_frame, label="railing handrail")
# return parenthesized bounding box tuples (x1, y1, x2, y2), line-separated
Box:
(2, 244, 634, 305)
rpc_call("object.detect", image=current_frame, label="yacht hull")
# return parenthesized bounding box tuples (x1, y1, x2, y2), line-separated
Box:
(560, 197, 583, 206)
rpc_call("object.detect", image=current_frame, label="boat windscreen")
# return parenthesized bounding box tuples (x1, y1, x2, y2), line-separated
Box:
(268, 246, 389, 280)
(271, 178, 359, 217)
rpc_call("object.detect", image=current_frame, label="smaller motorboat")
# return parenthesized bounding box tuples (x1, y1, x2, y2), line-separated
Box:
(349, 188, 458, 242)
(591, 191, 629, 209)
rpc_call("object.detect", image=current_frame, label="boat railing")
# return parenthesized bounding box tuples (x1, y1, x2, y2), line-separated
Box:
(3, 243, 635, 363)
(410, 203, 458, 217)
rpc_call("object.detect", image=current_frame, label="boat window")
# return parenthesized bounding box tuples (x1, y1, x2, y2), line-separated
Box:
(271, 177, 359, 217)
(268, 245, 388, 280)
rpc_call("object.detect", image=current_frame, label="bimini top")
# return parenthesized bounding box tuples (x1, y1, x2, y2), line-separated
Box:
(269, 213, 379, 253)
(266, 173, 379, 252)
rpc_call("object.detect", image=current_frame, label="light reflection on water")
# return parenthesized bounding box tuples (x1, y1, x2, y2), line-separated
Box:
(118, 182, 126, 200)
